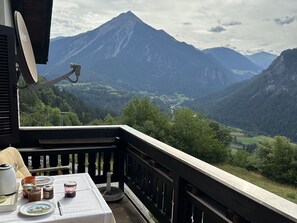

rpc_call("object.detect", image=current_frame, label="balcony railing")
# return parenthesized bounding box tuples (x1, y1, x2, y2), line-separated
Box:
(12, 125, 297, 223)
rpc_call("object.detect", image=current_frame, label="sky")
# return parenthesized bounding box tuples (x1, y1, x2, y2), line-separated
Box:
(50, 0, 297, 55)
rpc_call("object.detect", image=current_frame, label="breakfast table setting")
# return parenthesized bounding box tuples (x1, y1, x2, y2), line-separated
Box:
(0, 164, 116, 223)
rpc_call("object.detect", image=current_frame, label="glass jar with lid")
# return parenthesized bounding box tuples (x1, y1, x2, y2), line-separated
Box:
(64, 181, 77, 198)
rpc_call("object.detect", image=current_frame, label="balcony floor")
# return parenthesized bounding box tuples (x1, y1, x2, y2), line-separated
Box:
(108, 195, 148, 223)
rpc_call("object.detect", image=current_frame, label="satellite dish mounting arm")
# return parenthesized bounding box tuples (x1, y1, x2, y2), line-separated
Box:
(28, 64, 81, 90)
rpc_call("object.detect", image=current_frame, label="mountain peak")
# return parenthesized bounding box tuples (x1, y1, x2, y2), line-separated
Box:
(96, 10, 142, 34)
(122, 11, 139, 19)
(268, 48, 297, 72)
(280, 48, 297, 60)
(245, 51, 277, 69)
(203, 47, 262, 75)
(112, 11, 142, 23)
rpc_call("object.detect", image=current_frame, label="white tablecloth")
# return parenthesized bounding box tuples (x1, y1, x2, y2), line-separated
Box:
(0, 173, 116, 223)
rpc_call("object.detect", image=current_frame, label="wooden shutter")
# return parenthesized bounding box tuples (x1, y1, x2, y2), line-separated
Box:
(0, 25, 19, 144)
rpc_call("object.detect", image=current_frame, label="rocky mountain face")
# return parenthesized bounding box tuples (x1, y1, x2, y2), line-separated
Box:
(203, 47, 262, 79)
(198, 48, 297, 141)
(38, 11, 240, 98)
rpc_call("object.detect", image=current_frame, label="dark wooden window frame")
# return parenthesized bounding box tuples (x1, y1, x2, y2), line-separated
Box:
(0, 25, 19, 145)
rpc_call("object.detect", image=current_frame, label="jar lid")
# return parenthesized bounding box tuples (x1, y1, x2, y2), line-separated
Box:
(43, 185, 53, 191)
(23, 183, 35, 188)
(64, 181, 77, 187)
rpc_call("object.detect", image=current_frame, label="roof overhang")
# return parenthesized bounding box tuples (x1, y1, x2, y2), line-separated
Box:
(10, 0, 53, 64)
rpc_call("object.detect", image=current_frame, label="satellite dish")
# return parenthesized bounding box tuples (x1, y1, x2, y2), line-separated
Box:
(14, 11, 38, 85)
(14, 11, 81, 90)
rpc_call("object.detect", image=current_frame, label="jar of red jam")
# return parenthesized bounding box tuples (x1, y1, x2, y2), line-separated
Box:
(64, 181, 77, 198)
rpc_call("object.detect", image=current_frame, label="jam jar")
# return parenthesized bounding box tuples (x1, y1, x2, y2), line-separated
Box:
(28, 186, 41, 202)
(64, 181, 77, 198)
(43, 185, 54, 199)
(22, 183, 34, 198)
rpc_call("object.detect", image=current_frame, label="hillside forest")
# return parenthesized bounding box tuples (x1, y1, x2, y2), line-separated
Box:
(19, 84, 297, 186)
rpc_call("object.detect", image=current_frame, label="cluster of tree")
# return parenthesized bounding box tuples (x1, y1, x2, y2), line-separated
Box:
(64, 83, 134, 117)
(20, 86, 81, 126)
(18, 78, 110, 126)
(230, 136, 297, 185)
(118, 97, 232, 164)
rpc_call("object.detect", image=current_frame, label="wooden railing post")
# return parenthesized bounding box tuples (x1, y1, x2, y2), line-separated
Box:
(115, 137, 125, 191)
(172, 175, 187, 223)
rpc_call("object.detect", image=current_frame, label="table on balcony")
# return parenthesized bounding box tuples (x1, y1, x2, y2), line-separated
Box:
(0, 173, 116, 223)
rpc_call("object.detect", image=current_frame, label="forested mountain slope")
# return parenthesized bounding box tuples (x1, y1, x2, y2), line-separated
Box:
(193, 48, 297, 141)
(18, 78, 109, 126)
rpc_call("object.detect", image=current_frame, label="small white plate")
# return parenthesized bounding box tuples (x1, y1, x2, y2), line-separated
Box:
(20, 201, 56, 216)
(35, 176, 54, 186)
